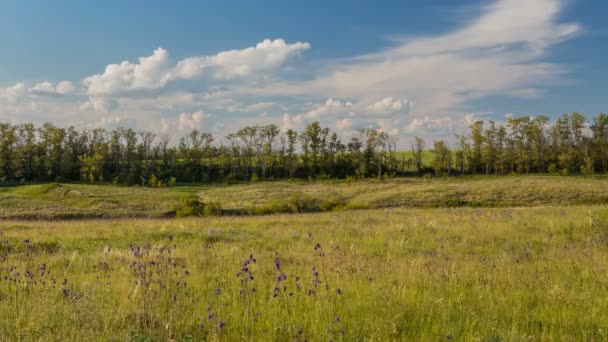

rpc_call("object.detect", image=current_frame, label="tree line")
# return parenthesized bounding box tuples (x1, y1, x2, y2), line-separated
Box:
(0, 112, 607, 185)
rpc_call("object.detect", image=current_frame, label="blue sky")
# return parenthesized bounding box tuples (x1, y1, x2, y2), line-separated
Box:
(0, 0, 606, 143)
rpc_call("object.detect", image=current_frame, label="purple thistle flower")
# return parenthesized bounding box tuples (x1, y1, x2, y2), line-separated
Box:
(219, 321, 225, 329)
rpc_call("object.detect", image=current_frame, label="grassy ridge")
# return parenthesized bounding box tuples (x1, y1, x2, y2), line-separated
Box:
(2, 176, 608, 219)
(1, 207, 607, 340)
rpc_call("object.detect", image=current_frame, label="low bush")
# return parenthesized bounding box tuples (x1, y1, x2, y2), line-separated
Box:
(174, 197, 223, 217)
(251, 195, 349, 215)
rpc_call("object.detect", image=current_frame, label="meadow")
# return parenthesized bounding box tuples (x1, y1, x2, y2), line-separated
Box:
(2, 175, 608, 219)
(1, 176, 608, 340)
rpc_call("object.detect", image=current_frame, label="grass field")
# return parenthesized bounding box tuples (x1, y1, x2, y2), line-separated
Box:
(2, 175, 608, 220)
(1, 177, 608, 340)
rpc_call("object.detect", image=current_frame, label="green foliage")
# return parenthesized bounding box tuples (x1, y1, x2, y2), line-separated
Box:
(79, 152, 104, 183)
(581, 156, 594, 176)
(168, 176, 177, 187)
(423, 173, 433, 182)
(548, 163, 559, 175)
(174, 197, 223, 217)
(147, 174, 159, 187)
(251, 194, 328, 215)
(203, 201, 223, 216)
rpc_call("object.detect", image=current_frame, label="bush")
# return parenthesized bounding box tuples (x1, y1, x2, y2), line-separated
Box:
(251, 194, 327, 215)
(174, 197, 222, 217)
(548, 163, 559, 175)
(203, 201, 223, 216)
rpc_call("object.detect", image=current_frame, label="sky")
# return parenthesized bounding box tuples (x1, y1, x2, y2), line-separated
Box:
(0, 0, 606, 145)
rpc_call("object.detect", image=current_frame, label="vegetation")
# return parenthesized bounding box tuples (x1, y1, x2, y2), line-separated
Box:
(3, 115, 608, 340)
(2, 176, 608, 220)
(1, 113, 608, 185)
(1, 206, 607, 340)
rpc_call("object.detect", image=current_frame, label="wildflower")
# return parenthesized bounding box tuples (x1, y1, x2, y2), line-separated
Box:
(314, 243, 321, 250)
(274, 258, 281, 271)
(215, 288, 221, 296)
(219, 321, 225, 329)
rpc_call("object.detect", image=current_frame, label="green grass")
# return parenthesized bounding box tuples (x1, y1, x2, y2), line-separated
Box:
(2, 176, 608, 219)
(1, 206, 608, 340)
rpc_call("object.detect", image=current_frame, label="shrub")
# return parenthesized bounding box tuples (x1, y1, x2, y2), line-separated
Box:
(423, 173, 433, 182)
(548, 163, 559, 175)
(252, 194, 325, 215)
(168, 177, 177, 187)
(148, 174, 159, 187)
(203, 201, 223, 216)
(175, 197, 223, 217)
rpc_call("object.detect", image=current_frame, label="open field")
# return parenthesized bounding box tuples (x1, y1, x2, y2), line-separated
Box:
(2, 177, 608, 340)
(1, 206, 608, 340)
(3, 176, 608, 220)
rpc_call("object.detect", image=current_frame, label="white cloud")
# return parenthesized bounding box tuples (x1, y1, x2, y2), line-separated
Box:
(56, 81, 76, 95)
(80, 39, 310, 112)
(83, 48, 170, 97)
(366, 97, 411, 115)
(166, 39, 310, 82)
(281, 113, 304, 131)
(178, 111, 207, 131)
(243, 102, 277, 113)
(304, 98, 351, 119)
(377, 118, 401, 135)
(30, 81, 75, 95)
(0, 83, 27, 104)
(335, 118, 353, 132)
(406, 116, 453, 133)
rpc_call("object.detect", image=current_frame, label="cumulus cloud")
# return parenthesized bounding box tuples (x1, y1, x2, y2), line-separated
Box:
(80, 39, 310, 112)
(0, 83, 27, 104)
(365, 97, 411, 115)
(30, 81, 75, 95)
(335, 118, 353, 132)
(178, 111, 208, 131)
(304, 98, 351, 119)
(406, 116, 453, 133)
(166, 39, 310, 82)
(281, 113, 304, 131)
(83, 48, 170, 97)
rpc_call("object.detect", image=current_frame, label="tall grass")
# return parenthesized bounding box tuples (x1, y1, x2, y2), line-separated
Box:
(1, 206, 608, 340)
